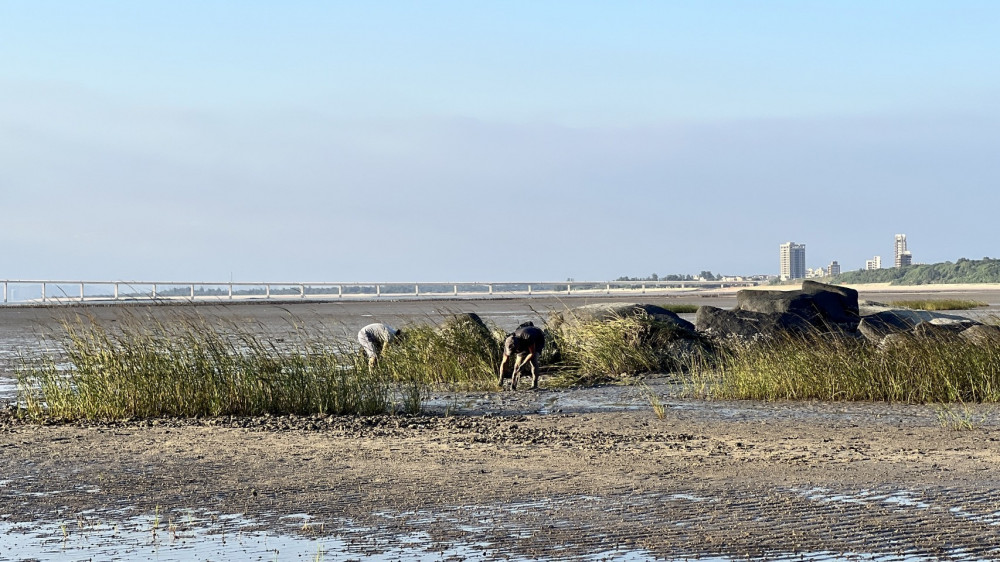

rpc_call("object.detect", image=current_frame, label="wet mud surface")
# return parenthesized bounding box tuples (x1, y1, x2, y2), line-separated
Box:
(3, 386, 1000, 560)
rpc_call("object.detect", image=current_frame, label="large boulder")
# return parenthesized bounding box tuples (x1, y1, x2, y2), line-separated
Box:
(801, 280, 860, 324)
(858, 301, 972, 323)
(736, 281, 859, 329)
(961, 324, 1000, 345)
(695, 305, 815, 339)
(857, 305, 979, 344)
(549, 303, 705, 374)
(437, 312, 498, 346)
(911, 321, 968, 342)
(878, 331, 917, 350)
(550, 303, 695, 334)
(736, 290, 822, 320)
(878, 319, 979, 349)
(858, 311, 919, 342)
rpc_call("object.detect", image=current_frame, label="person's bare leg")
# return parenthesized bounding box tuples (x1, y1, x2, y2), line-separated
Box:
(511, 355, 524, 390)
(498, 354, 510, 387)
(529, 354, 540, 389)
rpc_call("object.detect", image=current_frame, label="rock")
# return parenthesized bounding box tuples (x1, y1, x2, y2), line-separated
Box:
(736, 290, 821, 319)
(961, 324, 1000, 345)
(691, 282, 862, 341)
(695, 305, 814, 339)
(878, 331, 917, 350)
(857, 307, 979, 344)
(801, 280, 860, 324)
(858, 302, 972, 324)
(857, 311, 919, 343)
(438, 312, 489, 332)
(549, 303, 706, 374)
(437, 312, 499, 347)
(736, 281, 859, 329)
(550, 303, 695, 333)
(911, 321, 967, 342)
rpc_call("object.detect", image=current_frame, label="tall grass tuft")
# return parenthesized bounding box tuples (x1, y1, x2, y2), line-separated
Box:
(660, 304, 699, 314)
(17, 313, 394, 420)
(638, 382, 668, 419)
(935, 401, 990, 430)
(377, 321, 502, 391)
(691, 332, 1000, 403)
(550, 313, 704, 386)
(889, 299, 988, 311)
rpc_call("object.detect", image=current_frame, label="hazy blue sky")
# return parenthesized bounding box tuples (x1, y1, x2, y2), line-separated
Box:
(2, 2, 998, 281)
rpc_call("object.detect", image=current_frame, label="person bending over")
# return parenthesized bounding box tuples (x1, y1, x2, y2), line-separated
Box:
(498, 322, 545, 390)
(358, 323, 402, 369)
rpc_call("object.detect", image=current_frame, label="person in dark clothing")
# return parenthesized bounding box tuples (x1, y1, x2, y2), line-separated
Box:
(498, 322, 545, 390)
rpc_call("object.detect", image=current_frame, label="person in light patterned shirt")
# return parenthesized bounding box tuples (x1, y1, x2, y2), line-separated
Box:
(357, 323, 402, 368)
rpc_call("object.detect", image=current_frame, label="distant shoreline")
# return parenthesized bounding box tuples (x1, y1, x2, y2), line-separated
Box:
(842, 282, 1000, 292)
(737, 282, 1000, 294)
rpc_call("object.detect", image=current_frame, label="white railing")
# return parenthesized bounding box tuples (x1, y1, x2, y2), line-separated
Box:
(0, 279, 758, 306)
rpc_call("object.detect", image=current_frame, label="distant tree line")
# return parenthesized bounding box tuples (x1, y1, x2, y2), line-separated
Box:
(834, 257, 1000, 285)
(616, 271, 721, 282)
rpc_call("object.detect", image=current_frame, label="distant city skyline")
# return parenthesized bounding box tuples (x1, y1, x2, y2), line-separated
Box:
(775, 233, 918, 279)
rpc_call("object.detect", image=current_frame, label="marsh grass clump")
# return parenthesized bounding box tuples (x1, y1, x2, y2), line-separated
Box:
(692, 332, 1000, 403)
(889, 299, 989, 311)
(660, 304, 699, 314)
(17, 313, 393, 420)
(377, 320, 502, 391)
(549, 312, 705, 386)
(935, 402, 990, 430)
(638, 382, 668, 419)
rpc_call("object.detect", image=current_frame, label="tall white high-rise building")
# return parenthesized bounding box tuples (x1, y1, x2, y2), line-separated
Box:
(779, 242, 806, 281)
(894, 234, 912, 267)
(866, 256, 882, 270)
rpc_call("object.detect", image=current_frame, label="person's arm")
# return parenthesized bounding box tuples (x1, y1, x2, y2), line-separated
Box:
(498, 353, 509, 382)
(520, 344, 536, 367)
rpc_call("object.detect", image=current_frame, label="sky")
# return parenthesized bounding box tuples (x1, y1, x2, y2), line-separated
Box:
(2, 1, 999, 282)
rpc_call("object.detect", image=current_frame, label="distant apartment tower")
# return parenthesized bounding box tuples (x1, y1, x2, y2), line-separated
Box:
(828, 260, 841, 277)
(894, 234, 912, 267)
(779, 242, 806, 281)
(866, 256, 882, 270)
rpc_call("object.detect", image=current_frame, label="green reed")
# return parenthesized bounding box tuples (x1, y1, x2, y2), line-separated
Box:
(690, 332, 1000, 403)
(549, 313, 702, 386)
(376, 321, 502, 391)
(888, 299, 988, 311)
(17, 313, 393, 420)
(660, 304, 699, 314)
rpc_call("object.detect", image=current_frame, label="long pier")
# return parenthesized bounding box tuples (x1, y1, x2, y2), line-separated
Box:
(0, 279, 757, 306)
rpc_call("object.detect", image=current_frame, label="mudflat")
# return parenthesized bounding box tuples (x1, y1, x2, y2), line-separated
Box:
(3, 385, 1000, 559)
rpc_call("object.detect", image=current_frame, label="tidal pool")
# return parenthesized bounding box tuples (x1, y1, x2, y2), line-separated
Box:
(3, 509, 988, 562)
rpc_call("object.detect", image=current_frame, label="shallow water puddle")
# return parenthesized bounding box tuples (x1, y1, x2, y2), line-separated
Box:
(1, 505, 993, 561)
(0, 510, 510, 561)
(0, 518, 660, 561)
(2, 512, 323, 561)
(797, 487, 934, 509)
(795, 486, 1000, 527)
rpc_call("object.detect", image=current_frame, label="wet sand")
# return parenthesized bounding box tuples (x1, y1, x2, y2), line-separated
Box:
(2, 384, 1000, 559)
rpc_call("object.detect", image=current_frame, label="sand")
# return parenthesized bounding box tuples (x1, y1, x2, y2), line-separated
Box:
(2, 385, 1000, 559)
